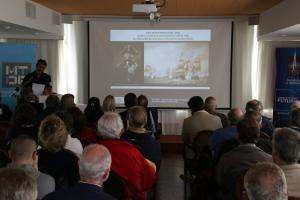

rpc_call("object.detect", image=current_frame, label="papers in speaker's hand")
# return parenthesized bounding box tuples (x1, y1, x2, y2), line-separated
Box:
(32, 83, 45, 96)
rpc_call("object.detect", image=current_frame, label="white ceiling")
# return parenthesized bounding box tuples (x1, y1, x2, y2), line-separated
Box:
(260, 23, 300, 41)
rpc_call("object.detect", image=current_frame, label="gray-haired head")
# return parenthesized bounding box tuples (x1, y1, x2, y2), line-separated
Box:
(244, 162, 287, 200)
(273, 128, 300, 165)
(9, 135, 37, 163)
(97, 112, 123, 139)
(227, 108, 244, 126)
(79, 144, 111, 185)
(0, 168, 37, 200)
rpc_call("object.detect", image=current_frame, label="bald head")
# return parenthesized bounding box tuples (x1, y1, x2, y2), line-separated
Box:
(205, 96, 217, 112)
(79, 144, 112, 185)
(9, 135, 37, 164)
(227, 108, 244, 126)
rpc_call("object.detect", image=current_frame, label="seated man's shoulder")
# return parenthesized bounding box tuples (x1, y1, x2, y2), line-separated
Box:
(39, 171, 55, 183)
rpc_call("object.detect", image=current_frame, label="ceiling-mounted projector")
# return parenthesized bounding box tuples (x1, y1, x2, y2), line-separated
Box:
(132, 3, 158, 13)
(132, 0, 165, 22)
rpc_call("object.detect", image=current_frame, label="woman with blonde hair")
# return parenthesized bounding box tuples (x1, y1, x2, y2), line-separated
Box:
(102, 95, 116, 113)
(38, 115, 79, 190)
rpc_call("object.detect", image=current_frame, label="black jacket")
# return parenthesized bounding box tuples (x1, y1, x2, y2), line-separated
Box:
(43, 182, 115, 200)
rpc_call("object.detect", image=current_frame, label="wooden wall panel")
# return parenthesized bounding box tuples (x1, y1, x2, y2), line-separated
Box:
(33, 0, 283, 16)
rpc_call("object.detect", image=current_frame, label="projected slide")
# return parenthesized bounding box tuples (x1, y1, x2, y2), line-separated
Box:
(89, 21, 232, 108)
(144, 43, 209, 86)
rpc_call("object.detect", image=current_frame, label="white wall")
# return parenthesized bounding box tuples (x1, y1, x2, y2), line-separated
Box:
(260, 0, 300, 38)
(0, 0, 63, 39)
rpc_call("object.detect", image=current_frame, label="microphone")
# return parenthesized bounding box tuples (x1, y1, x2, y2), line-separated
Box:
(13, 72, 35, 94)
(20, 73, 35, 88)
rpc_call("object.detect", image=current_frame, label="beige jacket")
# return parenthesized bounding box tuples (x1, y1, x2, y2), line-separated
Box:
(182, 110, 222, 158)
(281, 164, 300, 198)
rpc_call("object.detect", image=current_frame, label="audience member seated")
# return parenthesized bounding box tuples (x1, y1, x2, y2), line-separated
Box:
(121, 106, 162, 170)
(102, 95, 116, 113)
(275, 100, 300, 127)
(291, 100, 300, 110)
(246, 99, 274, 137)
(18, 87, 43, 113)
(119, 93, 138, 129)
(205, 96, 229, 128)
(69, 107, 99, 146)
(244, 111, 273, 154)
(37, 95, 60, 124)
(0, 168, 37, 200)
(43, 144, 115, 200)
(84, 97, 104, 130)
(18, 87, 38, 104)
(182, 96, 222, 159)
(273, 128, 300, 198)
(97, 112, 156, 200)
(38, 115, 80, 190)
(216, 117, 272, 199)
(68, 106, 87, 134)
(215, 111, 272, 163)
(244, 162, 287, 200)
(137, 95, 159, 139)
(56, 111, 83, 157)
(60, 93, 76, 110)
(7, 135, 55, 199)
(209, 108, 243, 158)
(289, 108, 300, 132)
(5, 103, 38, 145)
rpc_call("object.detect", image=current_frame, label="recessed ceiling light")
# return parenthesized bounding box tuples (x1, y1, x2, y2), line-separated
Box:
(281, 34, 287, 37)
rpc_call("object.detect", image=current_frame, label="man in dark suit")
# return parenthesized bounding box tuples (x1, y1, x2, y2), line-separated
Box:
(216, 117, 272, 199)
(246, 99, 274, 137)
(22, 59, 51, 88)
(43, 144, 115, 200)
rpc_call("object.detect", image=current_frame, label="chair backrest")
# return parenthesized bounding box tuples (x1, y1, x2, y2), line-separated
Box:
(235, 171, 248, 200)
(192, 130, 213, 157)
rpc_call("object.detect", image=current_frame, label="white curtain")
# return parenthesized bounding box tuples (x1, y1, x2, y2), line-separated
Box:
(58, 21, 88, 104)
(231, 18, 255, 108)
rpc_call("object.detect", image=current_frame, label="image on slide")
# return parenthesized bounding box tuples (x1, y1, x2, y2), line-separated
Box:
(144, 43, 209, 86)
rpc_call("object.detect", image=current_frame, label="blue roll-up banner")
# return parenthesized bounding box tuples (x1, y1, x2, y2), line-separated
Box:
(0, 43, 36, 110)
(274, 48, 300, 127)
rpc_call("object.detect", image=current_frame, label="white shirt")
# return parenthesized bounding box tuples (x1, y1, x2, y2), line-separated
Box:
(65, 134, 83, 157)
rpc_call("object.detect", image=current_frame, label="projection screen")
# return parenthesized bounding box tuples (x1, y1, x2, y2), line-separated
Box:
(89, 19, 232, 108)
